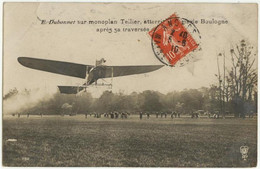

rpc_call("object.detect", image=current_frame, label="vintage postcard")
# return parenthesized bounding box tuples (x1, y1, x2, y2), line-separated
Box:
(2, 3, 257, 167)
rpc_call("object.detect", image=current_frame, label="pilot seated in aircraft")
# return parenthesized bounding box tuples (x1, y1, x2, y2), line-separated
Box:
(96, 58, 106, 66)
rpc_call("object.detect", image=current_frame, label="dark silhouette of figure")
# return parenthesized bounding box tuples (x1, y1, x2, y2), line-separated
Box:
(140, 112, 143, 119)
(111, 113, 114, 119)
(191, 111, 199, 118)
(147, 112, 150, 119)
(171, 112, 174, 119)
(121, 112, 127, 119)
(156, 112, 159, 118)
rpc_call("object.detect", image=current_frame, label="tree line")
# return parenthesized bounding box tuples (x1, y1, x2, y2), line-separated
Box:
(5, 86, 256, 116)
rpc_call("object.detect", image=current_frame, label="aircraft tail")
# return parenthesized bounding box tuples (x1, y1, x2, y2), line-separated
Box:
(58, 86, 85, 94)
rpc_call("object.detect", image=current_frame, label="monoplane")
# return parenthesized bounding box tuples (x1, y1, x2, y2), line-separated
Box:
(18, 57, 163, 94)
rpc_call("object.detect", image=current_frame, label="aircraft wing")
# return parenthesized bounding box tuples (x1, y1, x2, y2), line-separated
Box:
(98, 65, 164, 78)
(18, 57, 94, 79)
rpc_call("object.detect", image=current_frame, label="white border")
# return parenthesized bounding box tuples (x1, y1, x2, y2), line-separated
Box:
(0, 1, 259, 169)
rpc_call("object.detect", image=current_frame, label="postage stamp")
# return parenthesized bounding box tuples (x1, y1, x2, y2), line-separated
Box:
(149, 14, 201, 67)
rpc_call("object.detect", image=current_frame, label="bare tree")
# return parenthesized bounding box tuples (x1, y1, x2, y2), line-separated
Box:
(227, 40, 257, 117)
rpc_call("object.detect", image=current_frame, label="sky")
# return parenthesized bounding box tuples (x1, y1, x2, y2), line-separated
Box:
(3, 3, 258, 98)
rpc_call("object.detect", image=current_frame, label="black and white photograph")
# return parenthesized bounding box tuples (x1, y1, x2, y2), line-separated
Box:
(2, 3, 258, 167)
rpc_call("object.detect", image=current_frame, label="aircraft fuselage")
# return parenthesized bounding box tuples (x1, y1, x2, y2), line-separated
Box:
(87, 66, 107, 85)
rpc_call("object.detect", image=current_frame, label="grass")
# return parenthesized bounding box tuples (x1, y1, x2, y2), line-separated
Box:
(2, 115, 257, 167)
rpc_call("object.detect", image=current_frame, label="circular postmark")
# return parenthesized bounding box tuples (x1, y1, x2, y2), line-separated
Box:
(149, 14, 202, 67)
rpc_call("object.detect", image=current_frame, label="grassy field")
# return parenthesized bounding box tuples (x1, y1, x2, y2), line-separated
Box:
(2, 115, 257, 167)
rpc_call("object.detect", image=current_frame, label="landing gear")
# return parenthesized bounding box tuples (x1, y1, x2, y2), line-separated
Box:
(90, 66, 114, 89)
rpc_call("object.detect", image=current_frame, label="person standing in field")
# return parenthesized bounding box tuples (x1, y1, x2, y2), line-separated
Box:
(156, 112, 159, 118)
(110, 112, 114, 119)
(115, 112, 119, 119)
(27, 113, 30, 118)
(140, 112, 143, 119)
(165, 112, 167, 118)
(178, 111, 181, 118)
(147, 112, 150, 119)
(171, 111, 174, 119)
